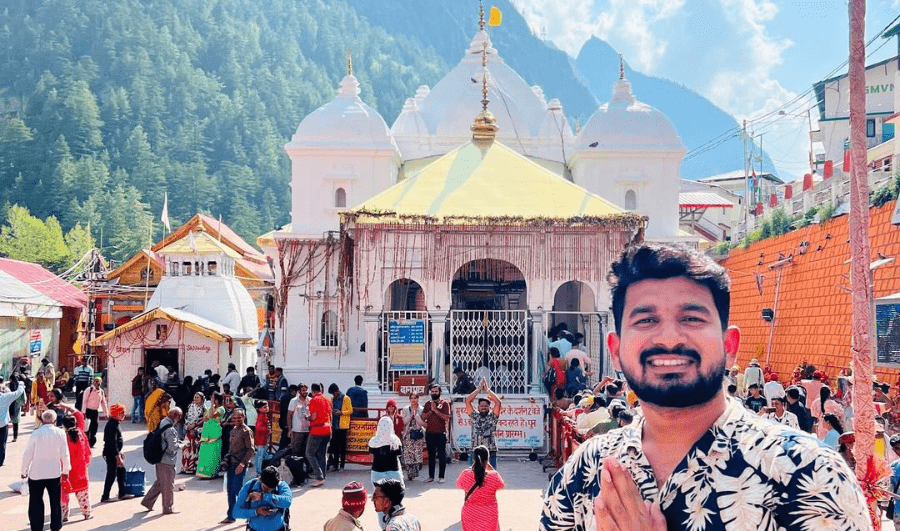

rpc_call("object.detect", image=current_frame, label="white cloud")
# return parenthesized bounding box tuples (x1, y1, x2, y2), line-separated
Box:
(512, 0, 811, 180)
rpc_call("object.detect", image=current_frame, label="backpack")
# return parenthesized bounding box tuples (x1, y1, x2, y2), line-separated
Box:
(142, 424, 167, 464)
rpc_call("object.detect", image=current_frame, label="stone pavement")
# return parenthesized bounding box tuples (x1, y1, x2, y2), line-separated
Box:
(0, 420, 550, 531)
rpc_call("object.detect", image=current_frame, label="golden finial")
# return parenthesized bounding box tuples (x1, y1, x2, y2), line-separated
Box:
(471, 41, 497, 142)
(347, 49, 353, 76)
(479, 0, 485, 32)
(619, 54, 624, 80)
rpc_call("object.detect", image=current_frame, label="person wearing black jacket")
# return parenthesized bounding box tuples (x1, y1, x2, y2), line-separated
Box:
(100, 404, 133, 502)
(786, 387, 813, 433)
(279, 385, 297, 449)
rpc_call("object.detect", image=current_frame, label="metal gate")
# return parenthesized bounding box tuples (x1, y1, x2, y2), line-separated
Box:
(547, 311, 611, 385)
(449, 310, 529, 394)
(379, 311, 430, 392)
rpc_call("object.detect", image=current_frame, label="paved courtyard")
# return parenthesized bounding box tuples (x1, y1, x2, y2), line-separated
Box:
(0, 420, 550, 531)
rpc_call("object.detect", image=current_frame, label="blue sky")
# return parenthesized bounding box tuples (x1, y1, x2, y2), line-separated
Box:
(512, 0, 900, 181)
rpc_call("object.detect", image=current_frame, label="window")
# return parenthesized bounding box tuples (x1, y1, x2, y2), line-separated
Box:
(884, 122, 895, 142)
(182, 261, 192, 276)
(624, 189, 637, 210)
(335, 188, 347, 208)
(320, 310, 338, 347)
(208, 261, 218, 276)
(140, 267, 154, 282)
(867, 118, 876, 138)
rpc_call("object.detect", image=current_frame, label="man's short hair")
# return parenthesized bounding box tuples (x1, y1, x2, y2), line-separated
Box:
(41, 410, 57, 424)
(168, 406, 183, 418)
(327, 383, 339, 394)
(477, 398, 490, 406)
(786, 387, 801, 400)
(617, 410, 634, 425)
(288, 384, 298, 392)
(354, 375, 363, 385)
(374, 478, 405, 506)
(260, 466, 281, 489)
(429, 384, 441, 392)
(228, 363, 236, 370)
(727, 384, 738, 394)
(748, 383, 759, 390)
(311, 383, 322, 393)
(554, 387, 566, 400)
(770, 396, 784, 404)
(246, 367, 255, 373)
(608, 243, 731, 334)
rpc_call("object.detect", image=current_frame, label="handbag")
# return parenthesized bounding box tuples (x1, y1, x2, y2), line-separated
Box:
(123, 466, 145, 497)
(887, 474, 900, 519)
(409, 428, 424, 440)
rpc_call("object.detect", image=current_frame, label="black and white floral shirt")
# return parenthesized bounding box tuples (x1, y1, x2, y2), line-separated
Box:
(470, 411, 498, 451)
(540, 398, 872, 531)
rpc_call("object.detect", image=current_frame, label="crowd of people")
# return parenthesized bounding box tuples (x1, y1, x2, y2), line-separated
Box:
(8, 355, 514, 531)
(11, 242, 896, 531)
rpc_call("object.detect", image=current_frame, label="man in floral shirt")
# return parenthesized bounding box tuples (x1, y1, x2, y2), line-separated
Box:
(464, 377, 501, 468)
(540, 243, 872, 531)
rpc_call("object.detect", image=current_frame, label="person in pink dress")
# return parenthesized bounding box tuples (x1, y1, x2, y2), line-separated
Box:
(810, 385, 844, 440)
(61, 409, 92, 521)
(455, 445, 505, 531)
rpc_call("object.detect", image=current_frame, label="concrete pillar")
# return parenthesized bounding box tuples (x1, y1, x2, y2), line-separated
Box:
(363, 313, 381, 395)
(430, 310, 448, 390)
(530, 310, 546, 395)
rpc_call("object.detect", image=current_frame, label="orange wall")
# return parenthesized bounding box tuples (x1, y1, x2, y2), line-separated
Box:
(722, 200, 900, 386)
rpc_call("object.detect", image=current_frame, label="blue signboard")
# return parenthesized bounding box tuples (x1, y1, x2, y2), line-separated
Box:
(388, 320, 425, 344)
(388, 320, 426, 370)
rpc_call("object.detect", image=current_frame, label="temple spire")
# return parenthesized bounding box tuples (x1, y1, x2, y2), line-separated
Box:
(347, 49, 353, 76)
(471, 41, 498, 142)
(479, 0, 485, 32)
(619, 54, 625, 80)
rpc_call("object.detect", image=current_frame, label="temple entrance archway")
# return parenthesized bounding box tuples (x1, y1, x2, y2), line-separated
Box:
(549, 280, 610, 384)
(385, 278, 425, 311)
(449, 259, 528, 394)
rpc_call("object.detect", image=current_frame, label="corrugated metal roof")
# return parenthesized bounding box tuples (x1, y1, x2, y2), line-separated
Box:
(679, 191, 735, 208)
(0, 271, 63, 318)
(90, 306, 255, 346)
(0, 258, 87, 308)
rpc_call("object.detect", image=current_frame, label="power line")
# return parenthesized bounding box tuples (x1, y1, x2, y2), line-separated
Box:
(684, 13, 900, 163)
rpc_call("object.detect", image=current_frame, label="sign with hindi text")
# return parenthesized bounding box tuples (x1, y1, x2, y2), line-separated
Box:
(451, 397, 546, 450)
(388, 319, 426, 370)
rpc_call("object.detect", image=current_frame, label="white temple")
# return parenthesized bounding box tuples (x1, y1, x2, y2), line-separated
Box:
(93, 224, 259, 406)
(258, 9, 685, 448)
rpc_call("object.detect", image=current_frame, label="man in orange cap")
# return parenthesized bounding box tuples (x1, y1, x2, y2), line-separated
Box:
(101, 404, 131, 502)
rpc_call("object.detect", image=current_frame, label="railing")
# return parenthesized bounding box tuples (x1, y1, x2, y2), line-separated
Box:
(694, 216, 725, 241)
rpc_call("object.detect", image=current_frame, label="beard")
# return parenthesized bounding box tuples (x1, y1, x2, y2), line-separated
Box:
(620, 346, 726, 408)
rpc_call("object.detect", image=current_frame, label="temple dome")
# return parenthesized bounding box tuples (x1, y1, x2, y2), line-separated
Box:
(289, 74, 397, 150)
(577, 77, 681, 150)
(392, 31, 569, 158)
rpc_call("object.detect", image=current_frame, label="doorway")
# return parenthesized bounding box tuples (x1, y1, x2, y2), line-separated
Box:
(144, 348, 179, 378)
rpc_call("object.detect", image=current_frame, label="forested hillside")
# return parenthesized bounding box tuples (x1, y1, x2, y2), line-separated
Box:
(0, 0, 446, 266)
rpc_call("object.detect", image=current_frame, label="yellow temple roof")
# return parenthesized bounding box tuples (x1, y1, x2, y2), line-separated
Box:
(346, 140, 636, 226)
(158, 231, 242, 258)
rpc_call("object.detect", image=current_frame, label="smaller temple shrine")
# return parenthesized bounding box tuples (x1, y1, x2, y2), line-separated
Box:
(92, 223, 260, 407)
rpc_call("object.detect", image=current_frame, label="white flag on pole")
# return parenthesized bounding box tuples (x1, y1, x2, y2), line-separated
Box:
(161, 192, 171, 233)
